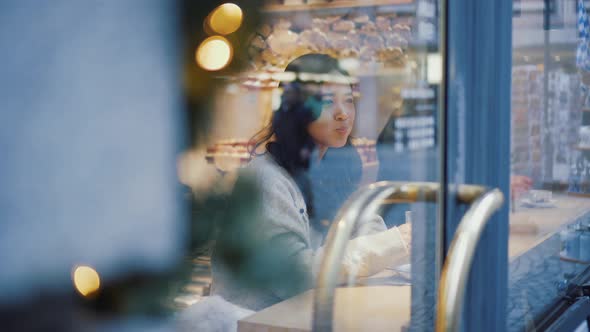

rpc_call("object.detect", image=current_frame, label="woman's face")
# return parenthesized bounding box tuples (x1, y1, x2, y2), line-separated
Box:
(307, 83, 355, 149)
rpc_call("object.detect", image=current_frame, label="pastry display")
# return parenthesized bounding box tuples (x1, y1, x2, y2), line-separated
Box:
(331, 19, 355, 32)
(299, 28, 330, 52)
(385, 33, 409, 49)
(204, 2, 441, 176)
(359, 21, 378, 35)
(358, 46, 377, 63)
(380, 47, 407, 67)
(258, 24, 272, 39)
(327, 32, 357, 55)
(352, 14, 370, 24)
(375, 16, 391, 32)
(393, 23, 412, 41)
(260, 48, 283, 67)
(273, 18, 293, 31)
(246, 7, 412, 72)
(363, 33, 385, 50)
(348, 30, 362, 46)
(311, 17, 332, 31)
(266, 29, 299, 57)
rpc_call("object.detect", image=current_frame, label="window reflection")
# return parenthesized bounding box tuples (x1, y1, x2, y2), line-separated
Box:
(177, 1, 442, 331)
(210, 53, 412, 312)
(509, 0, 590, 329)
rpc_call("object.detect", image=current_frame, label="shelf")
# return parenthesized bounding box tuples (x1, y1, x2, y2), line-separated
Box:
(574, 145, 590, 151)
(567, 192, 590, 198)
(243, 65, 414, 80)
(262, 0, 414, 13)
(582, 108, 590, 113)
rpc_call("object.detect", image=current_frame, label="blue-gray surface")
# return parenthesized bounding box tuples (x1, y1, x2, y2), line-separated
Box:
(507, 231, 589, 331)
(0, 1, 185, 302)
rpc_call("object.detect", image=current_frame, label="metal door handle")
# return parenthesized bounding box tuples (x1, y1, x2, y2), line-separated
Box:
(435, 188, 504, 332)
(311, 181, 502, 332)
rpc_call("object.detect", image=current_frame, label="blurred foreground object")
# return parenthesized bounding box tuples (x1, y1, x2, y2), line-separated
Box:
(0, 0, 262, 330)
(0, 0, 184, 303)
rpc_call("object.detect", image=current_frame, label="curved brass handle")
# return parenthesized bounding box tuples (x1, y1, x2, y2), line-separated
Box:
(435, 188, 504, 332)
(311, 181, 502, 332)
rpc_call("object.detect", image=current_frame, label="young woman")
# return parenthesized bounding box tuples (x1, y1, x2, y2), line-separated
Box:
(211, 54, 411, 311)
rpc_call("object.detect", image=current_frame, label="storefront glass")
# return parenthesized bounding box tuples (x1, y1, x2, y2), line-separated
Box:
(179, 0, 444, 330)
(509, 0, 590, 329)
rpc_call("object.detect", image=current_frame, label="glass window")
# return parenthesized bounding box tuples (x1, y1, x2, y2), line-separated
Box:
(509, 0, 590, 329)
(178, 0, 444, 330)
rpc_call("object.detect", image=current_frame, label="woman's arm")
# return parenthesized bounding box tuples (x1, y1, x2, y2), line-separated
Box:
(252, 173, 318, 300)
(250, 169, 410, 300)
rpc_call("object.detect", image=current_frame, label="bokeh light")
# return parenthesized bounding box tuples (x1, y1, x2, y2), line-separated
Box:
(72, 265, 100, 297)
(196, 36, 233, 71)
(208, 3, 243, 35)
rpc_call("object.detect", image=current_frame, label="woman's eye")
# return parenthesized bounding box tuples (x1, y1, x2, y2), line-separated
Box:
(345, 98, 354, 104)
(321, 99, 334, 106)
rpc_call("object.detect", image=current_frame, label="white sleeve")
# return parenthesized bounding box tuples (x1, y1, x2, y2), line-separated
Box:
(340, 226, 410, 278)
(351, 214, 387, 238)
(312, 224, 410, 284)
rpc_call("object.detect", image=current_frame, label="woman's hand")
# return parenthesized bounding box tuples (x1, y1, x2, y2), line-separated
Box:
(396, 223, 412, 254)
(340, 225, 411, 278)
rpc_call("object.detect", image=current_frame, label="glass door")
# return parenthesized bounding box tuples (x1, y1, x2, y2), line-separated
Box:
(177, 0, 510, 331)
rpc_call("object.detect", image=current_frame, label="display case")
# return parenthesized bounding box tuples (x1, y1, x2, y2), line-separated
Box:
(195, 0, 440, 176)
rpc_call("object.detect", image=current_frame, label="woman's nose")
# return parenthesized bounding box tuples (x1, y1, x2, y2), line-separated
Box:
(333, 103, 349, 121)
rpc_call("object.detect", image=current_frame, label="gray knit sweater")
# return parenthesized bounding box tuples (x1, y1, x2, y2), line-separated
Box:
(210, 154, 386, 311)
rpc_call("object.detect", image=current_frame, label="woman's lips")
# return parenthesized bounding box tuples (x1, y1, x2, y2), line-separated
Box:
(335, 127, 349, 134)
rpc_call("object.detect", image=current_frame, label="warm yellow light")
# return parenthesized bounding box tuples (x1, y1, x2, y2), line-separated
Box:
(73, 265, 100, 297)
(209, 3, 243, 35)
(196, 36, 233, 71)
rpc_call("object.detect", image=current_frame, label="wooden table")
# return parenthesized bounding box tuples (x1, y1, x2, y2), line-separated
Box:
(238, 285, 411, 332)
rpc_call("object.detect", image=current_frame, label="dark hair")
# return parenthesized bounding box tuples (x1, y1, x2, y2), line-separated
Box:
(250, 80, 316, 175)
(249, 54, 363, 231)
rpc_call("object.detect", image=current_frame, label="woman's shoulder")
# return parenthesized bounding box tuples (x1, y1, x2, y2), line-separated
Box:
(242, 154, 307, 215)
(242, 154, 296, 192)
(244, 154, 278, 172)
(243, 154, 282, 179)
